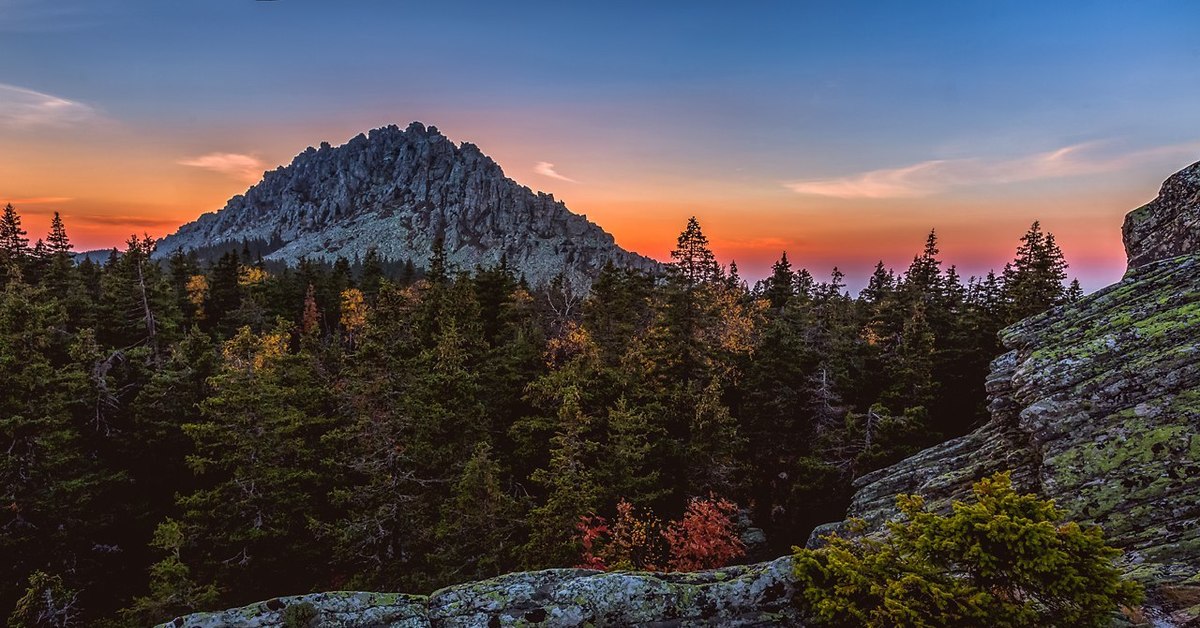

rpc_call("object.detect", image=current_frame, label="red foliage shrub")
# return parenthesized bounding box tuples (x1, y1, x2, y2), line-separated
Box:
(576, 495, 744, 572)
(663, 495, 745, 571)
(575, 513, 610, 570)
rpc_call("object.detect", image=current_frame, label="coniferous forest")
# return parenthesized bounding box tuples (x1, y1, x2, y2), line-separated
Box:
(0, 203, 1085, 625)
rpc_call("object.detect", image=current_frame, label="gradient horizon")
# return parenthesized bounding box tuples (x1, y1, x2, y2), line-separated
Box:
(3, 0, 1199, 291)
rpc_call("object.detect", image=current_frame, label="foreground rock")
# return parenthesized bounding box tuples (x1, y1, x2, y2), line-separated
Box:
(159, 558, 800, 627)
(824, 161, 1200, 626)
(1123, 160, 1200, 271)
(156, 122, 660, 289)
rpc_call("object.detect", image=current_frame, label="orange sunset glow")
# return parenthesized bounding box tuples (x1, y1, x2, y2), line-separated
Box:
(3, 2, 1198, 291)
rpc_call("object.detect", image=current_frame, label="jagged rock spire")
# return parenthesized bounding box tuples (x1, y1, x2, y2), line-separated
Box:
(156, 123, 659, 288)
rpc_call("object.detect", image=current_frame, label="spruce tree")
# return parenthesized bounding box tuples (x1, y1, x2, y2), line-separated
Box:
(764, 252, 795, 309)
(46, 212, 72, 255)
(0, 203, 29, 257)
(1002, 221, 1070, 320)
(669, 217, 720, 287)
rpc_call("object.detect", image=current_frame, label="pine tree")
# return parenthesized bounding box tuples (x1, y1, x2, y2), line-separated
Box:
(432, 442, 522, 582)
(764, 252, 795, 309)
(178, 324, 334, 600)
(524, 386, 602, 568)
(360, 246, 384, 300)
(669, 217, 720, 287)
(0, 203, 29, 257)
(46, 212, 72, 255)
(1002, 221, 1070, 321)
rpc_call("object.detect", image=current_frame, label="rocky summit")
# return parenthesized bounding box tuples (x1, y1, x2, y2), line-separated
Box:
(155, 122, 659, 288)
(826, 159, 1200, 626)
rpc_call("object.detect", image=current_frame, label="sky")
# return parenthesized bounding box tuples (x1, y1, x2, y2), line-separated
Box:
(2, 1, 1199, 291)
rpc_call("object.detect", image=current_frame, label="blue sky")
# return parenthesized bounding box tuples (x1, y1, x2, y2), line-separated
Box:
(2, 0, 1198, 289)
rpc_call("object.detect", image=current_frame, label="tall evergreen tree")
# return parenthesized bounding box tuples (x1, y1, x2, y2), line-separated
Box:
(669, 217, 720, 287)
(46, 212, 72, 255)
(1002, 221, 1070, 320)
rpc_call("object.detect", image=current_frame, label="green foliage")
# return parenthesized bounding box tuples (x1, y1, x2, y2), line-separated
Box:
(281, 601, 318, 628)
(8, 571, 79, 628)
(0, 207, 1098, 623)
(793, 473, 1144, 627)
(120, 520, 219, 626)
(1003, 221, 1071, 320)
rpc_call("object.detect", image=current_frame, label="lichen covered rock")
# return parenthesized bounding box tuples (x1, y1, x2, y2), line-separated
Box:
(159, 558, 800, 627)
(159, 591, 427, 628)
(1123, 160, 1200, 271)
(822, 161, 1200, 623)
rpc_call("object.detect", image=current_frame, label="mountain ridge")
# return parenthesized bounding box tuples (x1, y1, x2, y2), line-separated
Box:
(155, 122, 660, 287)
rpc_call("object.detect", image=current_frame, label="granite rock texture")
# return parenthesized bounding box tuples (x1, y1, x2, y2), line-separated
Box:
(1123, 160, 1200, 271)
(159, 557, 801, 627)
(156, 122, 660, 288)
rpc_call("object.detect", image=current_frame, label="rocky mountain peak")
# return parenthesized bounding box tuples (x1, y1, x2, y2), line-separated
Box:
(155, 122, 660, 288)
(1122, 160, 1200, 270)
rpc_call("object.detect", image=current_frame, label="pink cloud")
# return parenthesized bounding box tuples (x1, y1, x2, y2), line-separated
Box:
(785, 141, 1200, 199)
(178, 152, 266, 182)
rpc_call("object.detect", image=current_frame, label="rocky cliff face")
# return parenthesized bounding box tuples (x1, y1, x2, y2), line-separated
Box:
(159, 558, 800, 627)
(156, 122, 659, 288)
(831, 159, 1200, 625)
(1123, 161, 1200, 271)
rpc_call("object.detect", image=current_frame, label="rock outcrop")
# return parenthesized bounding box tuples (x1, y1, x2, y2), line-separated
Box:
(829, 160, 1200, 624)
(156, 122, 660, 288)
(1123, 161, 1200, 271)
(159, 558, 800, 627)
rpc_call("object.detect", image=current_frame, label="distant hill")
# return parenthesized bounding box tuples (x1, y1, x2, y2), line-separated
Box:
(73, 248, 120, 265)
(155, 122, 660, 288)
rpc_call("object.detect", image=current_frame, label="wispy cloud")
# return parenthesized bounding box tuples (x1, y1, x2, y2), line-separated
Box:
(785, 141, 1200, 199)
(0, 83, 99, 130)
(2, 196, 73, 205)
(71, 214, 183, 228)
(534, 161, 576, 183)
(178, 153, 266, 182)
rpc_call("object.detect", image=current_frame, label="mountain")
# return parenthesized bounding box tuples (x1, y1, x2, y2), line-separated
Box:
(155, 122, 660, 287)
(820, 160, 1200, 625)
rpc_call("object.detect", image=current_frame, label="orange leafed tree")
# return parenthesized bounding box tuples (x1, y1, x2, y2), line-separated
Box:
(663, 495, 744, 571)
(577, 496, 744, 572)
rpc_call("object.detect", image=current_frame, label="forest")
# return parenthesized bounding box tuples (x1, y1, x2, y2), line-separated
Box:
(0, 203, 1083, 625)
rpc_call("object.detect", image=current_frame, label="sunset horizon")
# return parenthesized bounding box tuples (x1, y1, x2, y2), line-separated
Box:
(5, 1, 1199, 291)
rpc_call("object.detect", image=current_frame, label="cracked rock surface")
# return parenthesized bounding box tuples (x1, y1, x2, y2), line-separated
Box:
(158, 558, 801, 627)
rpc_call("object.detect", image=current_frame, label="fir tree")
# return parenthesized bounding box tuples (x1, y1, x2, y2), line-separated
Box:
(46, 212, 72, 255)
(669, 217, 720, 286)
(1002, 221, 1070, 320)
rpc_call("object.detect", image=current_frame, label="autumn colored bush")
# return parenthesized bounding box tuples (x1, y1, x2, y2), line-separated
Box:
(663, 496, 745, 571)
(577, 496, 744, 572)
